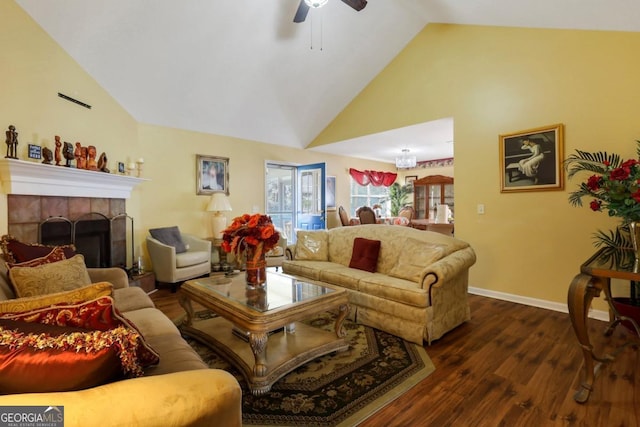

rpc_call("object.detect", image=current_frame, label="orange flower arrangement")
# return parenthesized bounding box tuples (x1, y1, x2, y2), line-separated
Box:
(221, 213, 280, 263)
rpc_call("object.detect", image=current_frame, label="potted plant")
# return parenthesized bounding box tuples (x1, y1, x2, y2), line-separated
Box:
(565, 142, 640, 333)
(388, 182, 412, 216)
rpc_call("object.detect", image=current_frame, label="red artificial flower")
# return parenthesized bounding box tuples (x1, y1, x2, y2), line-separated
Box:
(610, 166, 631, 181)
(586, 175, 602, 191)
(589, 200, 602, 211)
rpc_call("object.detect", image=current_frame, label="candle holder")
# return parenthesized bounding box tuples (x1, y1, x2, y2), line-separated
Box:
(136, 158, 144, 178)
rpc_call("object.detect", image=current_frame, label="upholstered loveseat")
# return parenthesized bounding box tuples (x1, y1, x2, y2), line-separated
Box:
(0, 258, 241, 426)
(283, 224, 476, 345)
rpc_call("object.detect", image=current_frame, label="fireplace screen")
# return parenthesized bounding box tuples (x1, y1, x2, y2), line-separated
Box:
(39, 213, 134, 270)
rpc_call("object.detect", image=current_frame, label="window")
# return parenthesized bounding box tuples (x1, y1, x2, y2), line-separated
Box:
(349, 178, 389, 217)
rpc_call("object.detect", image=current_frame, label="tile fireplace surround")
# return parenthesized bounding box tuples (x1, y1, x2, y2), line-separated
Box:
(7, 195, 128, 267)
(0, 158, 147, 267)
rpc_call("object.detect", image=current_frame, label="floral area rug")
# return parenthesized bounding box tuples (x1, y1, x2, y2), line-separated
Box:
(180, 310, 435, 427)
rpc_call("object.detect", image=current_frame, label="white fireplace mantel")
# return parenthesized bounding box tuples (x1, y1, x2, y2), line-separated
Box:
(0, 158, 148, 199)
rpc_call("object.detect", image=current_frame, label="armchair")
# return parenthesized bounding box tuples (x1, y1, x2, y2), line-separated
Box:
(265, 233, 288, 271)
(146, 230, 211, 291)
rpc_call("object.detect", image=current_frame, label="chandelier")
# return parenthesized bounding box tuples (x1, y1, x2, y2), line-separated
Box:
(395, 149, 416, 169)
(304, 0, 328, 7)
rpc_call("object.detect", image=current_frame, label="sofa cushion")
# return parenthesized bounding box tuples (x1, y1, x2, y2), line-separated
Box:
(9, 254, 92, 298)
(143, 334, 208, 376)
(0, 319, 125, 393)
(319, 265, 372, 291)
(0, 234, 76, 264)
(349, 237, 381, 273)
(149, 226, 187, 254)
(388, 240, 446, 282)
(122, 307, 181, 339)
(112, 287, 155, 313)
(0, 281, 113, 314)
(294, 231, 329, 261)
(358, 275, 429, 308)
(176, 250, 209, 268)
(0, 296, 160, 375)
(282, 260, 342, 281)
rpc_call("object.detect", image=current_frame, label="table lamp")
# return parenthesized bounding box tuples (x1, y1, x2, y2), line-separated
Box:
(207, 193, 232, 239)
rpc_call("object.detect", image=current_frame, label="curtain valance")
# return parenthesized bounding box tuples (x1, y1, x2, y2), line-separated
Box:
(349, 168, 397, 187)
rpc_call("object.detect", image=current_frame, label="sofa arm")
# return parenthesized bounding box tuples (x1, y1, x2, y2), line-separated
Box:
(146, 236, 177, 284)
(0, 370, 242, 427)
(420, 246, 477, 291)
(285, 244, 296, 260)
(182, 234, 211, 253)
(88, 267, 130, 289)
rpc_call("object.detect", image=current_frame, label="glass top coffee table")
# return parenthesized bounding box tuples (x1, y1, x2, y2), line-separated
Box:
(179, 271, 349, 395)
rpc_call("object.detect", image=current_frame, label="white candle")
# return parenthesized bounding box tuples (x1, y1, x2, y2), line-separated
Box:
(128, 162, 136, 170)
(137, 158, 144, 164)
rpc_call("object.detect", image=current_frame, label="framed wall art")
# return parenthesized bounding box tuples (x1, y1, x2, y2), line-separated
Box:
(405, 175, 418, 185)
(326, 176, 336, 211)
(197, 155, 229, 195)
(499, 123, 564, 193)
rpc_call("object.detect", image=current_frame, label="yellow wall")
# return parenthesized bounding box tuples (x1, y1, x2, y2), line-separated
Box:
(136, 123, 390, 241)
(0, 1, 392, 269)
(314, 24, 640, 309)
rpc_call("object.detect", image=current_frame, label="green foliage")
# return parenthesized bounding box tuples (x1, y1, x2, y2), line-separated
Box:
(388, 182, 411, 216)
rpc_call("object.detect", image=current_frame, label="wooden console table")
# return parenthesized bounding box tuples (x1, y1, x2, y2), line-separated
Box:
(567, 248, 640, 403)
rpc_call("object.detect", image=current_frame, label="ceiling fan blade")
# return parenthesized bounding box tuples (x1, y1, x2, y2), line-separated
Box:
(341, 0, 367, 11)
(293, 0, 310, 23)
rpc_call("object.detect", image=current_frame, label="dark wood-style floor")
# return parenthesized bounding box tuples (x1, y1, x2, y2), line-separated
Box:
(151, 290, 639, 427)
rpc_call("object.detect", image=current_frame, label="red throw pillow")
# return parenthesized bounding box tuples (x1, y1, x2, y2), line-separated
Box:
(349, 237, 381, 273)
(0, 319, 124, 393)
(0, 296, 160, 375)
(1, 235, 76, 264)
(6, 246, 67, 269)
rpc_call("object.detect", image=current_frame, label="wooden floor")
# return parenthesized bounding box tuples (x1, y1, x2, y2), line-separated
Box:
(151, 290, 639, 427)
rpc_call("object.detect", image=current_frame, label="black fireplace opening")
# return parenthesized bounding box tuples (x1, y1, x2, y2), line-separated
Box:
(40, 217, 112, 268)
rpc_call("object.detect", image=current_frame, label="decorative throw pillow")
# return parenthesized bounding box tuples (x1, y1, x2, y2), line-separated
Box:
(9, 254, 92, 298)
(0, 296, 160, 374)
(388, 239, 447, 282)
(0, 281, 113, 314)
(0, 234, 76, 264)
(0, 319, 126, 393)
(149, 226, 187, 253)
(349, 237, 381, 273)
(6, 246, 67, 269)
(294, 231, 329, 261)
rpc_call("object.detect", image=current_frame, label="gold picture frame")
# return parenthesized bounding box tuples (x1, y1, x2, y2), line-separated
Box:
(196, 154, 229, 195)
(499, 123, 564, 193)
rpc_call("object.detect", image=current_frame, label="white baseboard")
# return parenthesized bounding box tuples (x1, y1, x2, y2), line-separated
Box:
(468, 286, 610, 322)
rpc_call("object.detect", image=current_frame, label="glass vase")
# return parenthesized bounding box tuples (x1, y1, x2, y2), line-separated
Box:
(245, 252, 267, 288)
(630, 221, 640, 261)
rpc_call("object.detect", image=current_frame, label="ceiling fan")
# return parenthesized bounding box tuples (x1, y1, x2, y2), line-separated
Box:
(294, 0, 367, 23)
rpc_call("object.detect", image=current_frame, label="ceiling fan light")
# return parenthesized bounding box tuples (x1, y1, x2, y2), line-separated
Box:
(395, 149, 417, 169)
(304, 0, 329, 8)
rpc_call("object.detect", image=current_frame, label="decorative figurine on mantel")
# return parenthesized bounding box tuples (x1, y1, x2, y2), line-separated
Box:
(5, 125, 18, 159)
(87, 145, 98, 171)
(54, 136, 62, 166)
(63, 141, 74, 167)
(42, 147, 53, 164)
(75, 142, 88, 169)
(98, 152, 109, 173)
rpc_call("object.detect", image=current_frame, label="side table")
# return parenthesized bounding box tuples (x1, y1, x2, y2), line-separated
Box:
(567, 249, 640, 403)
(129, 271, 156, 294)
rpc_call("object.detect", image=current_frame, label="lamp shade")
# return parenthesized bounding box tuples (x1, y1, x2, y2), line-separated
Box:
(207, 193, 232, 212)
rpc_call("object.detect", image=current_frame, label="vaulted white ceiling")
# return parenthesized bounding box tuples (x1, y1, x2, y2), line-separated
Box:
(16, 0, 640, 163)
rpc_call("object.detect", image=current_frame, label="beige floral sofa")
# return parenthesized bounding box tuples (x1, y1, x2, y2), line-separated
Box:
(283, 224, 476, 345)
(0, 255, 241, 426)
